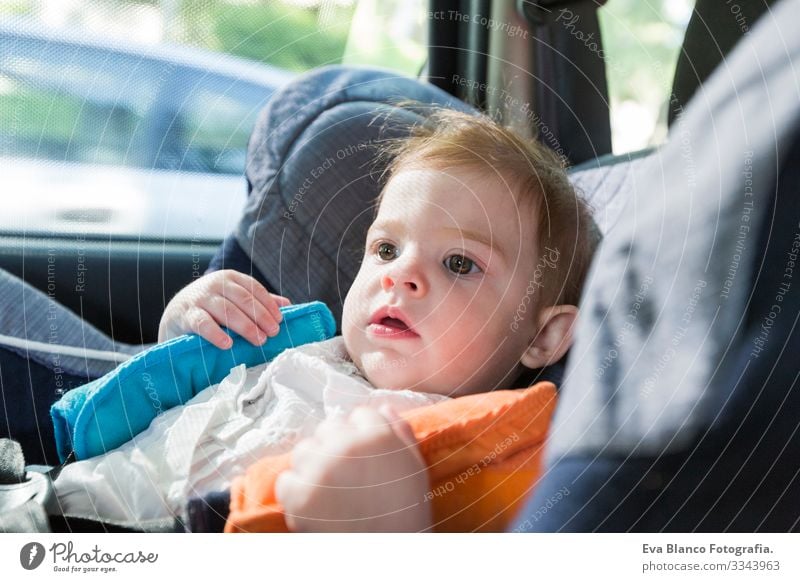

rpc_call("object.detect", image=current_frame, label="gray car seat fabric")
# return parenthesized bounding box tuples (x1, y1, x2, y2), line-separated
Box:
(0, 269, 143, 465)
(541, 0, 800, 461)
(0, 269, 141, 379)
(516, 133, 800, 532)
(569, 154, 652, 236)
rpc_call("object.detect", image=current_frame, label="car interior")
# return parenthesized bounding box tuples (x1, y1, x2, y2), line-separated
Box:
(1, 0, 796, 534)
(0, 0, 756, 343)
(0, 0, 777, 345)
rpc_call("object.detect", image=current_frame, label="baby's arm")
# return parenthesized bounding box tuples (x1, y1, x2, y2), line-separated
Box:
(158, 269, 291, 349)
(275, 406, 433, 532)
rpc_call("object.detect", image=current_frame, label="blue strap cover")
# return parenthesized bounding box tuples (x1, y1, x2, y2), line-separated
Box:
(50, 301, 335, 461)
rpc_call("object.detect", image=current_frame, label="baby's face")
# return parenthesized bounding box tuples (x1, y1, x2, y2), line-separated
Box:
(342, 167, 541, 397)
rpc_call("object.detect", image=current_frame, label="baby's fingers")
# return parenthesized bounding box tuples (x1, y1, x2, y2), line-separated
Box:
(203, 297, 268, 347)
(274, 469, 298, 508)
(274, 470, 314, 532)
(377, 405, 417, 447)
(224, 282, 283, 337)
(226, 272, 286, 327)
(272, 294, 292, 307)
(187, 307, 234, 349)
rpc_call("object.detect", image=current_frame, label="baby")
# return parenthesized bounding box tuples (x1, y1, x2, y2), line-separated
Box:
(161, 108, 597, 397)
(161, 108, 600, 530)
(57, 109, 598, 529)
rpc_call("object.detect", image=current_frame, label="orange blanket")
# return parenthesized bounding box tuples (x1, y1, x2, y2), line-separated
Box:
(226, 381, 557, 532)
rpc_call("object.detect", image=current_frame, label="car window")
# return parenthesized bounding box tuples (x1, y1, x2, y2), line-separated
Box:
(3, 35, 144, 166)
(599, 0, 694, 154)
(0, 1, 428, 241)
(0, 33, 271, 174)
(174, 73, 265, 174)
(342, 0, 428, 75)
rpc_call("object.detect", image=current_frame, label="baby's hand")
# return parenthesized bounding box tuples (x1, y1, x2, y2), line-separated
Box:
(158, 270, 291, 349)
(275, 406, 432, 532)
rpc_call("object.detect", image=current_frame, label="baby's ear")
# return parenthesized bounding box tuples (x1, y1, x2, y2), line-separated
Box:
(520, 305, 579, 369)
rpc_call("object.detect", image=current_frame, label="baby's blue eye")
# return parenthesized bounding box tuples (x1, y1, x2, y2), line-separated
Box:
(445, 254, 479, 275)
(376, 242, 397, 261)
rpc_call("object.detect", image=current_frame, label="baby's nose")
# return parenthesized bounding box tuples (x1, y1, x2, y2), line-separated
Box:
(381, 267, 427, 297)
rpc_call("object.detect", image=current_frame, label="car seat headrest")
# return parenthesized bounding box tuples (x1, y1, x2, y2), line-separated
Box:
(669, 0, 776, 125)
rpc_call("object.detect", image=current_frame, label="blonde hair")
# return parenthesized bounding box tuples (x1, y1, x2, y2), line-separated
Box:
(377, 107, 600, 310)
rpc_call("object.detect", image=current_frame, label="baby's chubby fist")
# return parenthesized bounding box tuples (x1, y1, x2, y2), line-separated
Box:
(275, 406, 432, 532)
(158, 269, 291, 349)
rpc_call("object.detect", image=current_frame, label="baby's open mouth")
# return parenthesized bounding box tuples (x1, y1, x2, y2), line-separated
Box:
(379, 316, 409, 331)
(368, 308, 419, 339)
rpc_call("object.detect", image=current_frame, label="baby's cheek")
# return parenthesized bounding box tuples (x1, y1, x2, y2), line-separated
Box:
(443, 327, 496, 368)
(341, 328, 359, 362)
(442, 311, 494, 345)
